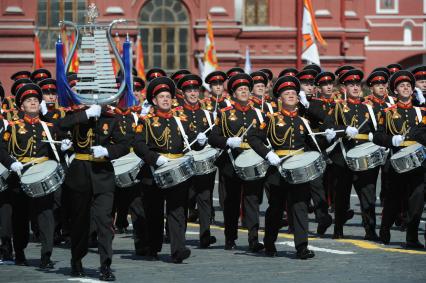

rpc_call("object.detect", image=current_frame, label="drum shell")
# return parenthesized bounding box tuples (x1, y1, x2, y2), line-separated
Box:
(0, 163, 10, 193)
(186, 148, 218, 176)
(390, 146, 426, 173)
(234, 149, 270, 181)
(153, 156, 195, 189)
(346, 146, 388, 171)
(115, 160, 143, 188)
(279, 154, 326, 184)
(21, 163, 65, 198)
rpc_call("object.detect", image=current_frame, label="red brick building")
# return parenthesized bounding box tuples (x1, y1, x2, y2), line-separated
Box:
(0, 0, 425, 93)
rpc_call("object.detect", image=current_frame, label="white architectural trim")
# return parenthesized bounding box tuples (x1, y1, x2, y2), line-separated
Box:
(345, 11, 357, 17)
(366, 19, 424, 27)
(376, 0, 399, 14)
(366, 15, 426, 19)
(365, 40, 423, 46)
(242, 26, 296, 32)
(403, 23, 413, 45)
(315, 9, 331, 17)
(234, 0, 243, 22)
(105, 6, 124, 14)
(424, 0, 426, 14)
(366, 46, 426, 51)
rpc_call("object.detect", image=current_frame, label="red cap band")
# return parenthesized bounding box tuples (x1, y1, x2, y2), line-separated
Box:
(414, 71, 426, 78)
(252, 76, 265, 81)
(278, 82, 296, 92)
(389, 67, 399, 73)
(173, 74, 185, 80)
(208, 75, 224, 83)
(20, 89, 39, 102)
(182, 80, 199, 88)
(153, 83, 170, 94)
(371, 76, 385, 83)
(299, 74, 315, 80)
(319, 76, 332, 83)
(343, 75, 360, 82)
(14, 74, 29, 80)
(394, 76, 411, 88)
(231, 79, 249, 89)
(150, 72, 162, 78)
(41, 84, 56, 90)
(34, 73, 47, 79)
(15, 83, 26, 91)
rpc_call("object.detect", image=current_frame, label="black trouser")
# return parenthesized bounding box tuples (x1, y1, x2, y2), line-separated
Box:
(221, 174, 262, 244)
(126, 185, 148, 253)
(0, 190, 13, 255)
(113, 188, 135, 229)
(309, 170, 331, 224)
(333, 164, 378, 234)
(188, 172, 215, 241)
(69, 189, 114, 266)
(264, 173, 311, 250)
(382, 166, 425, 243)
(141, 182, 188, 256)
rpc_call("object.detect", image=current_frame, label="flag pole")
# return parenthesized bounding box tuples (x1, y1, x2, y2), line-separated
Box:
(296, 0, 303, 70)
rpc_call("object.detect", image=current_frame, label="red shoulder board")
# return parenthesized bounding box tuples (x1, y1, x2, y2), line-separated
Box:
(172, 106, 183, 112)
(131, 105, 142, 112)
(220, 106, 233, 112)
(384, 104, 397, 113)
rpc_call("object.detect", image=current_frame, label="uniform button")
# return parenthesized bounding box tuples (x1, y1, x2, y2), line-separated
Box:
(170, 141, 172, 144)
(32, 125, 35, 127)
(167, 124, 170, 126)
(166, 119, 169, 121)
(194, 121, 197, 124)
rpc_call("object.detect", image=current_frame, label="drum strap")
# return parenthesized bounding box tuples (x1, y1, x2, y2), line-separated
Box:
(202, 109, 213, 127)
(131, 112, 139, 125)
(266, 102, 274, 114)
(254, 108, 272, 147)
(339, 138, 347, 160)
(414, 107, 422, 124)
(225, 99, 232, 107)
(388, 96, 395, 104)
(2, 119, 8, 131)
(173, 116, 191, 150)
(40, 121, 60, 163)
(365, 104, 378, 131)
(300, 117, 321, 152)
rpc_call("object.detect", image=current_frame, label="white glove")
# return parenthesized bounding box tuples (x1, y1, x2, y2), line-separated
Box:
(10, 161, 23, 172)
(40, 100, 48, 115)
(415, 87, 425, 105)
(60, 139, 73, 152)
(91, 145, 109, 158)
(345, 126, 358, 138)
(196, 132, 208, 146)
(226, 137, 242, 149)
(141, 100, 151, 116)
(85, 104, 102, 118)
(392, 135, 405, 147)
(266, 151, 281, 166)
(298, 90, 310, 108)
(368, 132, 374, 142)
(156, 155, 169, 166)
(325, 128, 336, 143)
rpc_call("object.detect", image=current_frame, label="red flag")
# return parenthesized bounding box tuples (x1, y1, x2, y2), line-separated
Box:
(135, 35, 146, 81)
(69, 33, 79, 72)
(33, 32, 44, 70)
(113, 33, 122, 75)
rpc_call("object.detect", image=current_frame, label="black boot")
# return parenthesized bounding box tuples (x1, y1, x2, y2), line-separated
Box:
(200, 233, 217, 249)
(39, 253, 55, 269)
(0, 238, 13, 261)
(172, 248, 191, 264)
(14, 250, 28, 266)
(249, 240, 265, 253)
(71, 260, 85, 277)
(296, 245, 315, 259)
(99, 265, 116, 281)
(364, 227, 379, 241)
(317, 215, 332, 236)
(224, 240, 237, 250)
(332, 225, 344, 239)
(264, 242, 277, 257)
(379, 227, 390, 245)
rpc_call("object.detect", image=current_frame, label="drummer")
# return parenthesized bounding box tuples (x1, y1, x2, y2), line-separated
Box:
(1, 83, 71, 268)
(249, 71, 276, 114)
(203, 70, 232, 114)
(324, 69, 380, 241)
(133, 76, 203, 263)
(170, 69, 191, 106)
(373, 70, 425, 248)
(176, 74, 217, 248)
(247, 75, 327, 259)
(208, 73, 265, 253)
(258, 68, 274, 97)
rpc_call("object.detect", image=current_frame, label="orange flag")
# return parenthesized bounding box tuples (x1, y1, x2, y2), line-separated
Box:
(113, 33, 122, 75)
(33, 32, 44, 70)
(135, 35, 146, 81)
(69, 33, 79, 72)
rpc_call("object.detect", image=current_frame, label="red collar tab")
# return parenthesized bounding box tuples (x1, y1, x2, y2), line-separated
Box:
(23, 114, 40, 124)
(155, 109, 174, 119)
(234, 102, 251, 112)
(281, 108, 298, 118)
(397, 101, 412, 109)
(183, 103, 200, 111)
(347, 97, 361, 105)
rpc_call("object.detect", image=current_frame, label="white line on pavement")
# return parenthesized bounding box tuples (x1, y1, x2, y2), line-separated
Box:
(68, 279, 104, 283)
(276, 241, 355, 255)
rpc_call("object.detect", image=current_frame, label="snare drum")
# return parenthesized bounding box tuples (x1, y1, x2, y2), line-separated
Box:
(390, 143, 426, 173)
(185, 147, 218, 175)
(346, 142, 388, 171)
(279, 151, 326, 184)
(0, 163, 10, 192)
(153, 156, 194, 189)
(113, 152, 144, 188)
(20, 160, 65, 198)
(234, 149, 270, 181)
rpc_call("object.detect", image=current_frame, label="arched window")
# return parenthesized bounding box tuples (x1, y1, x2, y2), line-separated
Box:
(37, 0, 87, 50)
(139, 0, 190, 71)
(403, 23, 413, 45)
(245, 0, 269, 26)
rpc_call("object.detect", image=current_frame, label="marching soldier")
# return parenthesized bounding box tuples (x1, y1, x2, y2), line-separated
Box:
(247, 75, 326, 258)
(31, 68, 52, 84)
(176, 74, 217, 248)
(226, 67, 245, 79)
(208, 73, 265, 253)
(324, 69, 379, 241)
(133, 76, 200, 263)
(171, 69, 191, 106)
(373, 70, 425, 248)
(258, 68, 274, 96)
(249, 71, 276, 113)
(297, 68, 318, 103)
(59, 101, 128, 280)
(412, 66, 426, 106)
(203, 71, 231, 113)
(278, 68, 298, 78)
(387, 63, 402, 75)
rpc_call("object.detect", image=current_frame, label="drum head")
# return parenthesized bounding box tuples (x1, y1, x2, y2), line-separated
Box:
(186, 147, 218, 162)
(281, 151, 320, 170)
(156, 156, 191, 173)
(113, 152, 142, 175)
(347, 142, 380, 158)
(391, 143, 423, 159)
(234, 149, 264, 167)
(21, 160, 57, 184)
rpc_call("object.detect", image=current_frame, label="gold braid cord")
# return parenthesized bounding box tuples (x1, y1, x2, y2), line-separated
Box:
(74, 125, 93, 148)
(9, 125, 34, 157)
(145, 118, 170, 147)
(267, 116, 293, 146)
(386, 111, 408, 135)
(221, 112, 245, 138)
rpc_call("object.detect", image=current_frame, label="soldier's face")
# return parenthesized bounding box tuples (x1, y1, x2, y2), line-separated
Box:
(252, 83, 265, 96)
(415, 80, 426, 91)
(184, 88, 200, 105)
(370, 83, 386, 97)
(280, 90, 299, 107)
(265, 81, 272, 93)
(211, 83, 224, 96)
(320, 83, 333, 96)
(233, 86, 250, 102)
(153, 91, 172, 111)
(42, 93, 57, 104)
(345, 82, 361, 98)
(21, 97, 40, 114)
(395, 82, 412, 99)
(301, 81, 315, 95)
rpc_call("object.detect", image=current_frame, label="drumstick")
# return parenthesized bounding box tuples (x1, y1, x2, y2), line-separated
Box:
(22, 157, 48, 168)
(348, 118, 370, 141)
(185, 124, 215, 151)
(278, 148, 304, 164)
(41, 140, 63, 144)
(309, 130, 345, 136)
(239, 122, 254, 138)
